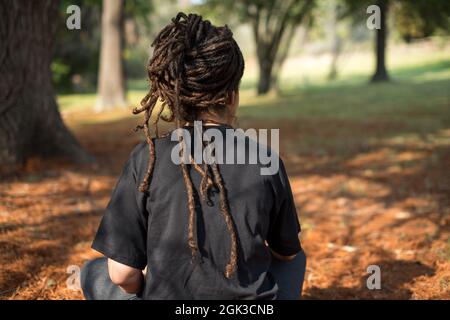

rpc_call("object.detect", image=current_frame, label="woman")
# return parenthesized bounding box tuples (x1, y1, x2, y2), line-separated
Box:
(81, 12, 306, 300)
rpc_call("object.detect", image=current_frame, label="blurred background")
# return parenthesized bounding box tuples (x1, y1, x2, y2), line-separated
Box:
(0, 0, 449, 299)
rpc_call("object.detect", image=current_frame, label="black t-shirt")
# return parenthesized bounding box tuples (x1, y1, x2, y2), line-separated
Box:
(92, 125, 302, 300)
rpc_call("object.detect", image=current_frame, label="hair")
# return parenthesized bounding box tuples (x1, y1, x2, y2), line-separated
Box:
(133, 12, 244, 279)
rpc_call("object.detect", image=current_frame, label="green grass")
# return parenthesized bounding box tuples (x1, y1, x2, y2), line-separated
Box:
(238, 77, 450, 121)
(58, 47, 450, 146)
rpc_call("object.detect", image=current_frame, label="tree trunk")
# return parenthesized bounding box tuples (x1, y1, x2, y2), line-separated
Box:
(371, 0, 390, 82)
(272, 24, 303, 94)
(327, 39, 341, 81)
(257, 53, 275, 95)
(327, 0, 342, 81)
(251, 0, 314, 95)
(0, 0, 93, 176)
(95, 0, 127, 112)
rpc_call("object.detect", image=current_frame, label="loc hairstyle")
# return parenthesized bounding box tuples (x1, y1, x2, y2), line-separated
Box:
(133, 12, 245, 279)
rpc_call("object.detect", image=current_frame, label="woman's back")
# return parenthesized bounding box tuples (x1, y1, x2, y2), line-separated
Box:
(92, 125, 301, 299)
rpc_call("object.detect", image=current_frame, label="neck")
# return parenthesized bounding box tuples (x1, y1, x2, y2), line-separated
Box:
(196, 111, 235, 127)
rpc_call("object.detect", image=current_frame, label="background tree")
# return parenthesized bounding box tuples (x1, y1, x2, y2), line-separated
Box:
(0, 0, 92, 176)
(344, 0, 390, 82)
(371, 0, 389, 82)
(203, 0, 315, 95)
(325, 0, 344, 80)
(393, 0, 450, 43)
(53, 0, 154, 94)
(122, 0, 155, 79)
(343, 0, 450, 83)
(95, 0, 127, 112)
(53, 0, 102, 93)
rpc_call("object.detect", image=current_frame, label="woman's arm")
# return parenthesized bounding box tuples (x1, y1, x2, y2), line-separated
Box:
(107, 258, 144, 294)
(265, 240, 297, 261)
(269, 247, 297, 261)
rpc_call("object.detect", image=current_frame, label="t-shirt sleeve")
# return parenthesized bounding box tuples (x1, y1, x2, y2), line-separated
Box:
(266, 158, 302, 256)
(92, 144, 148, 270)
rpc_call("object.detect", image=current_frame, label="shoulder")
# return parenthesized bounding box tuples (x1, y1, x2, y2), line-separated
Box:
(126, 141, 149, 176)
(129, 137, 172, 160)
(129, 141, 148, 161)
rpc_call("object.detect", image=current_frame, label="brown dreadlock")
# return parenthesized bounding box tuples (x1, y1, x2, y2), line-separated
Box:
(133, 12, 244, 279)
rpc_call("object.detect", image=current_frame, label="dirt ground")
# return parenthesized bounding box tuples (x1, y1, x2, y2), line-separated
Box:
(0, 114, 449, 300)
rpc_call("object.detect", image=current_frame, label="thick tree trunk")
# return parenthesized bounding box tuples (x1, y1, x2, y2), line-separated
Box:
(95, 0, 127, 112)
(0, 0, 93, 176)
(371, 0, 390, 82)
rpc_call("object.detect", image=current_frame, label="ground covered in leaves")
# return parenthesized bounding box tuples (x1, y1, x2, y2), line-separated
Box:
(1, 78, 450, 299)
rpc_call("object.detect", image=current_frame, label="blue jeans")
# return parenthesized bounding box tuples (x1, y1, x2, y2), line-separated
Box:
(81, 251, 306, 300)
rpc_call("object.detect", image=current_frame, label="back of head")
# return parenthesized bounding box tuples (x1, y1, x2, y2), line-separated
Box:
(136, 12, 245, 124)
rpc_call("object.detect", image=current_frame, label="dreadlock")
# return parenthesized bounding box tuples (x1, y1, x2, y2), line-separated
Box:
(133, 12, 244, 279)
